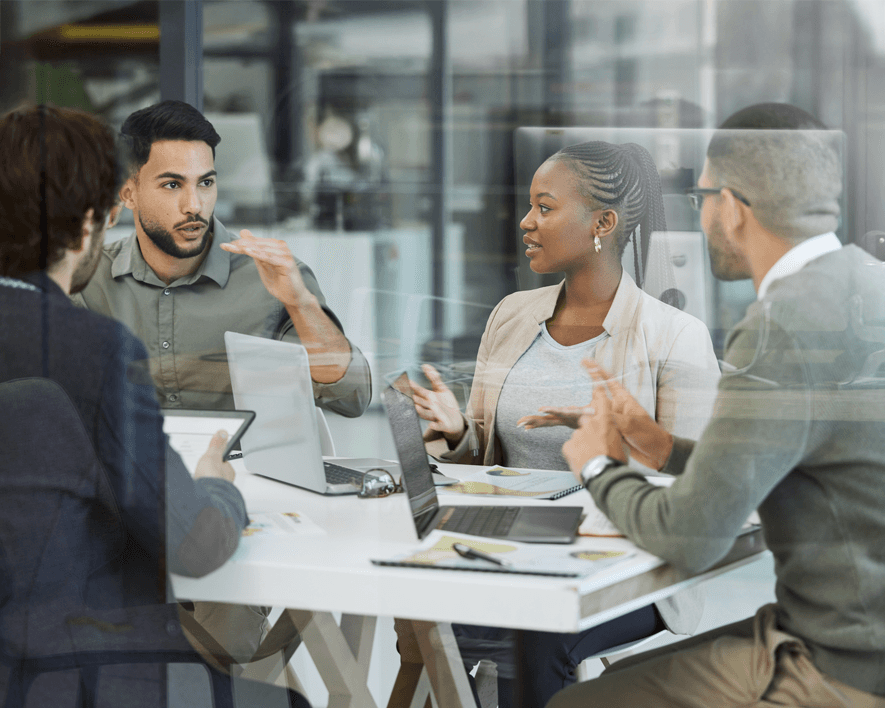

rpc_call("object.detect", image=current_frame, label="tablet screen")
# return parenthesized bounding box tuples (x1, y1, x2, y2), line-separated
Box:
(163, 409, 255, 474)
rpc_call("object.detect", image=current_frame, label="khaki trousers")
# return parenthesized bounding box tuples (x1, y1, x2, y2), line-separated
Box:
(546, 605, 885, 708)
(182, 602, 270, 671)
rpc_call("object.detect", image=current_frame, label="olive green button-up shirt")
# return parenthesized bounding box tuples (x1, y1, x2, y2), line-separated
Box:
(73, 218, 371, 417)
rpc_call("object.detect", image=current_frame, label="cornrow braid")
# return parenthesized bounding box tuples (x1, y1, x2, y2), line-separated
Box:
(548, 141, 667, 288)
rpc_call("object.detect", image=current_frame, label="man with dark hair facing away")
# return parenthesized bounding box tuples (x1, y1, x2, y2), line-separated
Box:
(550, 102, 885, 707)
(0, 103, 310, 706)
(73, 100, 372, 673)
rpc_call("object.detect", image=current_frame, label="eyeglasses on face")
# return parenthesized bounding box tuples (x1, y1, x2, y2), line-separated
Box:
(684, 187, 751, 211)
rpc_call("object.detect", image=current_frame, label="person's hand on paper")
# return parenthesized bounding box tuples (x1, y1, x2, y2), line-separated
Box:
(562, 385, 628, 480)
(409, 364, 465, 443)
(583, 360, 673, 471)
(194, 430, 236, 482)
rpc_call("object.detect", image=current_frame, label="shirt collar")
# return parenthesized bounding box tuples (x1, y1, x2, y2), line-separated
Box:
(531, 269, 640, 336)
(756, 232, 842, 300)
(110, 216, 233, 288)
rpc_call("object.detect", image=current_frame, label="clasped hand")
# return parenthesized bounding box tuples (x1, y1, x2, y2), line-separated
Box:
(561, 360, 674, 477)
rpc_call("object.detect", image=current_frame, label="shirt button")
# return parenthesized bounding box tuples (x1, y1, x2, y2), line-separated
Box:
(168, 394, 178, 403)
(162, 341, 170, 349)
(164, 288, 171, 296)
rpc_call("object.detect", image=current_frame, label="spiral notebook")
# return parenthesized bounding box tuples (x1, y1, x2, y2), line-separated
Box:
(372, 530, 635, 578)
(443, 466, 583, 500)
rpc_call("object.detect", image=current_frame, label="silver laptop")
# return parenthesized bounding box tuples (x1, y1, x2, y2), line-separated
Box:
(224, 331, 366, 495)
(382, 373, 584, 544)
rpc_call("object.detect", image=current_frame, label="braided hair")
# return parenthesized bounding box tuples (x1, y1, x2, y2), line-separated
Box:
(547, 141, 667, 289)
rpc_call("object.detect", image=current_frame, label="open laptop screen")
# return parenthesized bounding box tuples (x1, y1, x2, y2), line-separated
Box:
(382, 373, 439, 528)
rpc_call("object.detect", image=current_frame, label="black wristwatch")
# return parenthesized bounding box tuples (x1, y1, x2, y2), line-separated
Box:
(579, 455, 625, 488)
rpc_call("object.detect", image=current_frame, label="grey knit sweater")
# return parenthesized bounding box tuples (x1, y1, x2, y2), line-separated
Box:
(588, 245, 885, 695)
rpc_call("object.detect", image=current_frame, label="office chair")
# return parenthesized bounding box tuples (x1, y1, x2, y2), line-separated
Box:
(576, 629, 671, 676)
(0, 378, 234, 708)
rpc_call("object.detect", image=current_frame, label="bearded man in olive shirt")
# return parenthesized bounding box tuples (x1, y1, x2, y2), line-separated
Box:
(74, 100, 371, 416)
(74, 100, 372, 675)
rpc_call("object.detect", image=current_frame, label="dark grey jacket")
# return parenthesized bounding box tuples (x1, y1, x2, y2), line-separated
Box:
(0, 274, 247, 595)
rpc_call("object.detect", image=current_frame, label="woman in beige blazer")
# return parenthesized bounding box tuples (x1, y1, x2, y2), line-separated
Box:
(408, 141, 721, 707)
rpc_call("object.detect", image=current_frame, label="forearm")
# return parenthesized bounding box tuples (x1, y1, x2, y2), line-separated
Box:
(312, 341, 372, 418)
(167, 473, 248, 577)
(99, 333, 247, 578)
(587, 464, 742, 573)
(284, 295, 353, 383)
(660, 436, 695, 475)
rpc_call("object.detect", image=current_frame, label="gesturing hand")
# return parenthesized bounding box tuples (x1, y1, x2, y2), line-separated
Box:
(194, 430, 236, 483)
(220, 230, 312, 308)
(409, 364, 465, 442)
(582, 360, 673, 471)
(517, 405, 587, 430)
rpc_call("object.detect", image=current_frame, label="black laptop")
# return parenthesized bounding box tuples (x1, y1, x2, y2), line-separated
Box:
(382, 373, 584, 544)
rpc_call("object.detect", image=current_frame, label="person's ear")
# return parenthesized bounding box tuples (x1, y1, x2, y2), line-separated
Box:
(720, 188, 749, 246)
(595, 209, 619, 239)
(118, 176, 137, 211)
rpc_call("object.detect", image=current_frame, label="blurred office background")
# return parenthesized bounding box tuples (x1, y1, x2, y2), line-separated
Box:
(5, 0, 885, 396)
(4, 1, 881, 703)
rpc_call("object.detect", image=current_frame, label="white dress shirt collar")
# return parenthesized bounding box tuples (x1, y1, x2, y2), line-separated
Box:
(756, 232, 842, 300)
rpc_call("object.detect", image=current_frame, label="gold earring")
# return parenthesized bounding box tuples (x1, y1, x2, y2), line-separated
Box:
(594, 235, 602, 253)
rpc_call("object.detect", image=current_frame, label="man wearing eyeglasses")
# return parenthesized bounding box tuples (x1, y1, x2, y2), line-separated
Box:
(549, 103, 885, 707)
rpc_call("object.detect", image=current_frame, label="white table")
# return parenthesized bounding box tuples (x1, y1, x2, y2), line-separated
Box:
(172, 460, 768, 707)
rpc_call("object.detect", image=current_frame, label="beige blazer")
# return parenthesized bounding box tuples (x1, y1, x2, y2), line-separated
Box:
(425, 272, 721, 634)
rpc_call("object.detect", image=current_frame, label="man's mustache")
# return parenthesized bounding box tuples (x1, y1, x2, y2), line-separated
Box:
(174, 216, 209, 228)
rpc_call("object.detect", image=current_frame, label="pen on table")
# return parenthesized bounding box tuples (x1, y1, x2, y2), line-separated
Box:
(452, 542, 511, 567)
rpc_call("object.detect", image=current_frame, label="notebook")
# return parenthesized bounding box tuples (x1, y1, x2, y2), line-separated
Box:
(373, 530, 634, 578)
(382, 373, 584, 544)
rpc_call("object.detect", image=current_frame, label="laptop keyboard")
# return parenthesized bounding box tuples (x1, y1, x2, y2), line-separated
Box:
(441, 506, 521, 537)
(323, 461, 364, 486)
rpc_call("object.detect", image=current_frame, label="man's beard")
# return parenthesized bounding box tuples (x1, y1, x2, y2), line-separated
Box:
(139, 213, 212, 260)
(69, 220, 106, 294)
(705, 218, 751, 281)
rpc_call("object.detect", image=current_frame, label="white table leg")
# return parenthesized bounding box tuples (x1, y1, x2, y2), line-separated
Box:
(285, 609, 379, 708)
(341, 613, 377, 681)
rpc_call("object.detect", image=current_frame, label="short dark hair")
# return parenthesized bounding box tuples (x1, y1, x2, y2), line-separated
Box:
(120, 100, 221, 174)
(0, 104, 118, 277)
(706, 103, 841, 242)
(715, 102, 828, 132)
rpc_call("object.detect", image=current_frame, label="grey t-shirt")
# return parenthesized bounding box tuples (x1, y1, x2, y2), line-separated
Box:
(495, 324, 606, 470)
